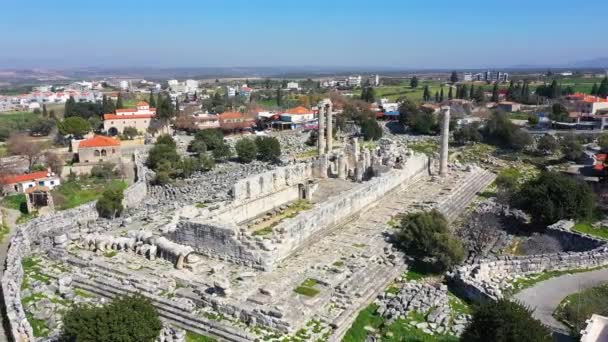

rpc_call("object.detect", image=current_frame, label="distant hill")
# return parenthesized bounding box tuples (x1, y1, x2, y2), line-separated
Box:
(569, 57, 608, 68)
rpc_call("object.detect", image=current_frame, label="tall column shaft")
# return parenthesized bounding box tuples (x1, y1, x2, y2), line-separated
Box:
(326, 105, 333, 153)
(439, 107, 450, 176)
(318, 107, 326, 155)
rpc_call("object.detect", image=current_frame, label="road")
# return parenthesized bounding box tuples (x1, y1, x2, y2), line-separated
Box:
(514, 268, 608, 334)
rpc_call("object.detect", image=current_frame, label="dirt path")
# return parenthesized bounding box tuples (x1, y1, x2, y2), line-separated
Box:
(0, 206, 21, 342)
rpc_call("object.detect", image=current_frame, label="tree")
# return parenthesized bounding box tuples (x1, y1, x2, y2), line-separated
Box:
(360, 118, 383, 141)
(122, 127, 139, 140)
(194, 129, 224, 150)
(212, 142, 232, 161)
(434, 91, 439, 102)
(473, 86, 485, 102)
(422, 85, 431, 102)
(439, 87, 445, 102)
(597, 77, 608, 98)
(560, 134, 583, 161)
(549, 103, 570, 122)
(448, 87, 453, 100)
(7, 134, 45, 171)
(148, 92, 156, 107)
(537, 134, 559, 154)
(102, 94, 115, 114)
(491, 82, 499, 102)
(461, 299, 552, 342)
(395, 210, 464, 272)
(461, 84, 469, 100)
(410, 76, 419, 89)
(453, 123, 482, 145)
(235, 138, 257, 163)
(517, 171, 595, 226)
(591, 83, 598, 95)
(276, 88, 283, 107)
(58, 117, 91, 138)
(60, 295, 162, 342)
(116, 93, 124, 109)
(450, 71, 458, 83)
(255, 136, 281, 162)
(45, 152, 63, 175)
(146, 135, 180, 171)
(29, 118, 55, 136)
(398, 98, 437, 135)
(481, 111, 531, 150)
(96, 184, 124, 219)
(188, 139, 207, 155)
(599, 132, 608, 151)
(361, 86, 376, 103)
(42, 104, 48, 117)
(469, 84, 475, 99)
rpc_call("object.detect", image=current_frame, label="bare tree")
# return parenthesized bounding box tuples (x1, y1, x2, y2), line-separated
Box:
(44, 151, 64, 175)
(7, 134, 45, 172)
(463, 212, 502, 256)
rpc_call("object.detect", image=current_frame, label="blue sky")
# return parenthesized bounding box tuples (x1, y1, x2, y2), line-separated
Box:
(1, 0, 607, 69)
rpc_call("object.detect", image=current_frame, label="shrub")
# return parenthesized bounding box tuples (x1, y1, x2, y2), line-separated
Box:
(212, 142, 232, 161)
(188, 139, 207, 155)
(59, 295, 162, 342)
(537, 134, 558, 154)
(255, 136, 281, 162)
(122, 126, 139, 140)
(560, 134, 583, 161)
(96, 185, 124, 219)
(453, 123, 482, 145)
(90, 163, 115, 179)
(360, 119, 383, 141)
(395, 210, 464, 272)
(194, 129, 224, 150)
(155, 134, 176, 148)
(147, 142, 180, 171)
(235, 138, 257, 163)
(482, 111, 531, 150)
(517, 171, 595, 226)
(461, 299, 552, 342)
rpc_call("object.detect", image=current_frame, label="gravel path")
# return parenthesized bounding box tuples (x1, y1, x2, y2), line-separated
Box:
(514, 268, 608, 333)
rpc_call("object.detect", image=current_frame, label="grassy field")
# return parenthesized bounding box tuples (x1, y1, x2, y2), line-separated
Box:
(554, 283, 608, 337)
(573, 222, 608, 240)
(0, 111, 41, 131)
(52, 178, 127, 210)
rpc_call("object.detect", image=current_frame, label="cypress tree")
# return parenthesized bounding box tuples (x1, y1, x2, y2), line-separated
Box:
(440, 88, 444, 102)
(598, 77, 608, 98)
(423, 85, 431, 102)
(507, 80, 514, 100)
(591, 83, 598, 95)
(174, 97, 180, 116)
(149, 92, 156, 107)
(435, 91, 439, 103)
(276, 88, 283, 107)
(448, 87, 453, 100)
(461, 84, 469, 100)
(491, 82, 499, 102)
(116, 93, 124, 109)
(42, 104, 48, 117)
(469, 84, 475, 99)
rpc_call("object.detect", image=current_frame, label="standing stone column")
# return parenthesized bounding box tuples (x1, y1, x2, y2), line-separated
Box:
(439, 106, 450, 176)
(326, 104, 333, 153)
(318, 106, 326, 155)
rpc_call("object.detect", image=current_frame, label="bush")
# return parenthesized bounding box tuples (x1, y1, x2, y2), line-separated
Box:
(194, 129, 224, 150)
(255, 136, 281, 162)
(235, 138, 257, 163)
(199, 154, 215, 171)
(90, 163, 115, 179)
(188, 139, 207, 155)
(29, 118, 56, 136)
(453, 123, 482, 145)
(147, 142, 180, 171)
(537, 134, 558, 154)
(395, 210, 464, 272)
(122, 126, 139, 140)
(155, 134, 176, 148)
(598, 132, 608, 151)
(360, 119, 383, 141)
(560, 134, 583, 161)
(482, 111, 531, 150)
(60, 295, 162, 342)
(461, 299, 552, 342)
(96, 185, 124, 219)
(517, 171, 595, 226)
(212, 142, 232, 161)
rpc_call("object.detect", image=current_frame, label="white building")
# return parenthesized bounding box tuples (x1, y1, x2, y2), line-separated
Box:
(225, 86, 237, 97)
(286, 82, 300, 90)
(348, 75, 362, 87)
(0, 170, 61, 194)
(119, 80, 129, 90)
(463, 73, 473, 82)
(374, 74, 380, 86)
(581, 314, 608, 342)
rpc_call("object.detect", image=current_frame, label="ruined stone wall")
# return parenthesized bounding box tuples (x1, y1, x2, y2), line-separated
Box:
(268, 153, 429, 266)
(231, 163, 312, 202)
(450, 224, 608, 302)
(1, 152, 150, 342)
(214, 186, 300, 224)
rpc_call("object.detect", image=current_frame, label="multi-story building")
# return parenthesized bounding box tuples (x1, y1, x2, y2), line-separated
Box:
(347, 75, 362, 87)
(103, 101, 156, 135)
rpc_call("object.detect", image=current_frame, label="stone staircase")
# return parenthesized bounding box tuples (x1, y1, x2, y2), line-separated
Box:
(436, 168, 496, 222)
(70, 268, 255, 342)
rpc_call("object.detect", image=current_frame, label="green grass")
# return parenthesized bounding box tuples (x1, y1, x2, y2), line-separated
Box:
(408, 140, 439, 155)
(104, 250, 117, 258)
(294, 278, 320, 297)
(508, 112, 533, 120)
(252, 200, 313, 236)
(554, 283, 608, 337)
(186, 331, 217, 342)
(343, 304, 458, 342)
(573, 222, 608, 240)
(52, 178, 127, 210)
(16, 210, 38, 224)
(0, 111, 41, 133)
(353, 243, 366, 248)
(25, 312, 49, 337)
(1, 193, 26, 212)
(448, 292, 472, 316)
(74, 288, 96, 298)
(195, 202, 207, 208)
(296, 149, 318, 159)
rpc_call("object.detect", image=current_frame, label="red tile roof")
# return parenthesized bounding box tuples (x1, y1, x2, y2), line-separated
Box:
(285, 106, 312, 115)
(596, 154, 607, 162)
(0, 171, 51, 185)
(103, 114, 155, 120)
(79, 135, 120, 148)
(220, 112, 244, 120)
(137, 101, 149, 106)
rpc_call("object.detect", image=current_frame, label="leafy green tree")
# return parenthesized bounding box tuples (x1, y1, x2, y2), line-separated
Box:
(188, 139, 207, 155)
(102, 94, 116, 114)
(96, 184, 124, 219)
(469, 84, 475, 99)
(122, 126, 139, 140)
(439, 87, 445, 102)
(116, 93, 124, 109)
(461, 299, 552, 342)
(598, 132, 608, 151)
(473, 86, 485, 102)
(591, 83, 598, 95)
(235, 138, 257, 163)
(212, 142, 232, 161)
(60, 295, 162, 342)
(450, 71, 458, 83)
(422, 85, 431, 101)
(517, 171, 595, 226)
(560, 134, 583, 161)
(58, 117, 91, 138)
(597, 77, 608, 97)
(360, 119, 383, 141)
(255, 136, 281, 162)
(537, 134, 558, 154)
(42, 104, 48, 117)
(395, 210, 464, 272)
(461, 84, 469, 99)
(491, 82, 499, 102)
(194, 129, 224, 150)
(148, 92, 156, 107)
(29, 118, 55, 136)
(410, 76, 419, 89)
(549, 103, 570, 122)
(276, 88, 283, 107)
(434, 90, 439, 102)
(481, 111, 531, 150)
(361, 86, 376, 103)
(146, 135, 180, 171)
(453, 123, 482, 145)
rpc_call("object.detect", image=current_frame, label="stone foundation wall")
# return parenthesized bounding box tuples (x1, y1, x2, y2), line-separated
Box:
(1, 152, 149, 342)
(231, 163, 312, 202)
(214, 186, 300, 225)
(450, 223, 608, 302)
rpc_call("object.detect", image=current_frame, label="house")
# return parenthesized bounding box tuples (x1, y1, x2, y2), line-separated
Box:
(580, 314, 608, 342)
(1, 170, 60, 194)
(348, 76, 362, 87)
(498, 101, 522, 112)
(286, 82, 300, 90)
(219, 112, 255, 132)
(192, 113, 220, 130)
(103, 101, 156, 135)
(77, 135, 121, 163)
(568, 93, 608, 115)
(280, 106, 314, 123)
